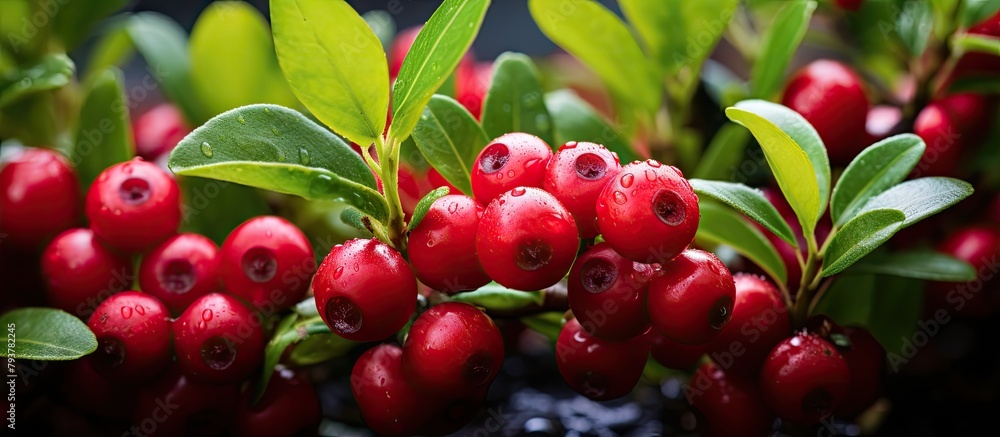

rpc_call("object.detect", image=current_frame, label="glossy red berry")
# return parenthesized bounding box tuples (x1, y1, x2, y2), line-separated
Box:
(87, 291, 172, 381)
(235, 369, 321, 437)
(41, 228, 134, 317)
(133, 103, 191, 161)
(782, 60, 869, 164)
(314, 238, 416, 342)
(687, 362, 774, 437)
(567, 243, 655, 341)
(0, 148, 79, 247)
(543, 141, 622, 238)
(556, 317, 648, 401)
(140, 233, 221, 314)
(707, 274, 789, 376)
(835, 326, 885, 418)
(926, 226, 1000, 317)
(476, 187, 579, 290)
(173, 293, 265, 383)
(402, 302, 504, 396)
(456, 61, 492, 119)
(427, 167, 459, 192)
(85, 158, 181, 253)
(219, 216, 315, 311)
(471, 132, 553, 205)
(649, 331, 705, 370)
(352, 344, 437, 437)
(408, 195, 491, 293)
(864, 105, 903, 144)
(648, 249, 735, 345)
(833, 0, 863, 11)
(595, 160, 699, 263)
(133, 366, 239, 436)
(913, 102, 961, 177)
(940, 92, 990, 141)
(759, 332, 851, 425)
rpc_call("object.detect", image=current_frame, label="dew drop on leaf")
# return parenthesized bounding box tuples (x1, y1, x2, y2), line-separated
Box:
(237, 115, 246, 125)
(200, 142, 213, 158)
(299, 148, 311, 165)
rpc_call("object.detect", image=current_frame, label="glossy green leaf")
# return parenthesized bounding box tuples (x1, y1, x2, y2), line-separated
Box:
(529, 0, 660, 112)
(858, 177, 973, 228)
(52, 0, 128, 50)
(750, 0, 816, 98)
(831, 134, 926, 226)
(696, 202, 788, 286)
(813, 274, 875, 327)
(961, 0, 1000, 28)
(848, 250, 977, 282)
(409, 95, 489, 197)
(271, 0, 389, 147)
(82, 21, 135, 84)
(178, 177, 270, 245)
(70, 68, 133, 190)
(692, 123, 750, 181)
(690, 179, 798, 246)
(545, 90, 639, 163)
(953, 34, 1000, 55)
(521, 311, 564, 342)
(168, 104, 387, 221)
(822, 208, 906, 277)
(0, 308, 97, 360)
(256, 315, 331, 402)
(814, 274, 924, 355)
(948, 74, 1000, 93)
(619, 0, 739, 75)
(481, 52, 554, 146)
(897, 0, 933, 55)
(390, 0, 491, 141)
(0, 54, 74, 107)
(408, 186, 450, 232)
(450, 284, 546, 310)
(127, 12, 207, 125)
(289, 333, 356, 365)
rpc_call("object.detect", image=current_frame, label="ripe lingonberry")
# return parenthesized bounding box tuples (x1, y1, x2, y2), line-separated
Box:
(41, 228, 133, 316)
(140, 233, 221, 314)
(835, 326, 885, 418)
(595, 160, 699, 263)
(913, 101, 962, 177)
(85, 158, 181, 253)
(926, 226, 1000, 317)
(648, 249, 735, 345)
(173, 293, 265, 383)
(456, 61, 492, 119)
(556, 317, 648, 401)
(132, 103, 191, 161)
(782, 60, 869, 164)
(235, 369, 321, 437)
(471, 132, 552, 205)
(352, 344, 437, 437)
(759, 332, 851, 424)
(687, 362, 775, 437)
(408, 195, 491, 293)
(0, 148, 79, 247)
(940, 93, 990, 141)
(833, 0, 863, 11)
(543, 141, 622, 238)
(707, 274, 789, 376)
(865, 105, 904, 144)
(428, 167, 459, 192)
(567, 243, 655, 341)
(133, 366, 239, 436)
(402, 302, 504, 396)
(476, 187, 579, 290)
(313, 238, 416, 342)
(87, 291, 172, 382)
(219, 216, 315, 311)
(649, 331, 705, 370)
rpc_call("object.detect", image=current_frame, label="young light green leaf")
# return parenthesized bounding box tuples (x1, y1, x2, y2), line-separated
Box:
(271, 0, 389, 147)
(51, 0, 128, 50)
(289, 333, 356, 366)
(71, 68, 133, 190)
(858, 177, 973, 228)
(545, 90, 640, 163)
(0, 54, 74, 107)
(822, 208, 906, 277)
(127, 12, 208, 125)
(339, 207, 372, 235)
(690, 179, 798, 246)
(178, 177, 270, 245)
(529, 0, 660, 113)
(750, 0, 817, 98)
(408, 186, 450, 232)
(409, 95, 489, 197)
(696, 202, 788, 286)
(847, 250, 977, 282)
(450, 284, 546, 311)
(256, 316, 331, 402)
(0, 308, 97, 360)
(389, 0, 491, 141)
(831, 134, 926, 226)
(961, 0, 1000, 28)
(82, 20, 135, 84)
(481, 52, 554, 146)
(619, 0, 739, 75)
(692, 123, 750, 181)
(168, 104, 388, 222)
(897, 0, 933, 56)
(953, 34, 1000, 55)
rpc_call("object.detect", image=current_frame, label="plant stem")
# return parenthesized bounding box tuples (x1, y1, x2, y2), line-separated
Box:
(375, 135, 407, 251)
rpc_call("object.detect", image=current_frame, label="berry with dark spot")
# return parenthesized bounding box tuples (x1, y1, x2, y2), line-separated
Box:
(86, 291, 172, 382)
(567, 243, 655, 341)
(759, 332, 851, 425)
(707, 274, 789, 376)
(85, 158, 181, 253)
(139, 233, 221, 315)
(543, 141, 622, 238)
(648, 249, 735, 345)
(219, 216, 315, 311)
(471, 132, 552, 205)
(555, 317, 648, 401)
(173, 293, 264, 383)
(408, 195, 491, 293)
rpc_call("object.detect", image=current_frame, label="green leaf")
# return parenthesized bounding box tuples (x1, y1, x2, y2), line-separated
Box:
(619, 0, 739, 76)
(529, 0, 660, 113)
(545, 90, 640, 163)
(822, 208, 906, 277)
(410, 95, 489, 197)
(690, 179, 798, 247)
(450, 283, 546, 310)
(70, 68, 134, 190)
(0, 308, 97, 360)
(953, 34, 1000, 55)
(389, 0, 491, 141)
(270, 0, 389, 147)
(178, 177, 270, 245)
(750, 0, 817, 98)
(0, 54, 74, 107)
(813, 274, 875, 327)
(696, 202, 788, 286)
(256, 316, 331, 402)
(520, 311, 563, 341)
(339, 207, 372, 235)
(897, 0, 933, 56)
(407, 186, 450, 232)
(167, 104, 388, 222)
(831, 134, 926, 226)
(858, 177, 973, 228)
(848, 250, 977, 281)
(815, 274, 924, 354)
(948, 74, 1000, 93)
(692, 123, 751, 181)
(481, 52, 554, 146)
(127, 12, 207, 125)
(82, 20, 135, 84)
(289, 333, 356, 365)
(52, 0, 128, 50)
(961, 0, 1000, 28)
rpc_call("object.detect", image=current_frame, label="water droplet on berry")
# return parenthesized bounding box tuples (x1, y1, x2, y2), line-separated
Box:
(511, 187, 526, 196)
(197, 321, 206, 330)
(200, 142, 213, 157)
(242, 247, 277, 283)
(563, 141, 578, 149)
(353, 264, 360, 272)
(160, 259, 195, 293)
(506, 169, 515, 178)
(134, 305, 145, 315)
(93, 337, 125, 369)
(201, 337, 237, 370)
(515, 239, 553, 271)
(613, 191, 627, 205)
(654, 190, 685, 226)
(325, 296, 363, 334)
(202, 309, 214, 322)
(299, 148, 311, 165)
(645, 169, 658, 182)
(447, 202, 459, 214)
(574, 153, 607, 180)
(120, 306, 133, 319)
(495, 172, 504, 180)
(237, 115, 246, 125)
(620, 173, 634, 188)
(118, 177, 151, 206)
(426, 238, 437, 248)
(646, 159, 661, 168)
(581, 258, 617, 293)
(333, 266, 344, 279)
(479, 143, 510, 174)
(113, 209, 122, 216)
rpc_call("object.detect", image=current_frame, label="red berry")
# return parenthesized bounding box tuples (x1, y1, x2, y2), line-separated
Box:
(133, 366, 239, 436)
(235, 369, 321, 437)
(87, 291, 172, 381)
(85, 158, 181, 253)
(476, 187, 579, 290)
(402, 302, 504, 396)
(556, 317, 648, 401)
(471, 132, 553, 205)
(835, 326, 885, 418)
(707, 274, 789, 376)
(456, 61, 492, 119)
(544, 141, 622, 238)
(648, 249, 735, 345)
(173, 293, 265, 383)
(782, 60, 870, 164)
(0, 148, 79, 247)
(759, 332, 851, 424)
(219, 216, 315, 311)
(352, 344, 437, 437)
(864, 105, 904, 144)
(595, 160, 699, 263)
(833, 0, 863, 11)
(990, 192, 1000, 224)
(567, 243, 655, 340)
(408, 195, 491, 293)
(649, 331, 705, 370)
(687, 363, 774, 437)
(140, 233, 221, 314)
(133, 103, 191, 161)
(940, 92, 991, 142)
(913, 102, 962, 177)
(314, 238, 416, 341)
(427, 167, 459, 193)
(970, 9, 1000, 36)
(926, 226, 1000, 317)
(41, 228, 133, 317)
